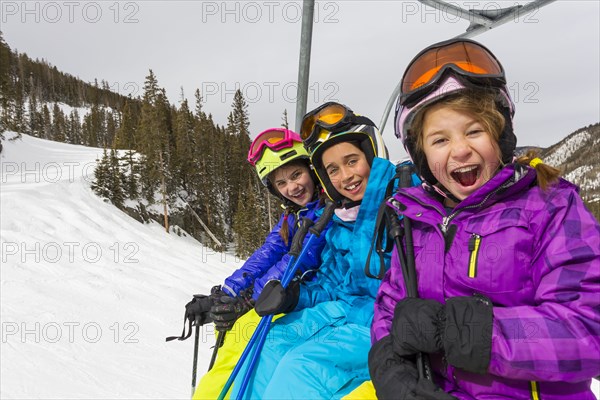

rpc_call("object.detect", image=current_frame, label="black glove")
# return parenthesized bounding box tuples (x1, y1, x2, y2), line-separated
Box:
(209, 288, 254, 332)
(369, 336, 457, 400)
(254, 280, 300, 317)
(184, 294, 213, 326)
(392, 296, 493, 374)
(165, 290, 216, 342)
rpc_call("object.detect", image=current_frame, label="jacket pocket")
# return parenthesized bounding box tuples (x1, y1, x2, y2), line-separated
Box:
(458, 207, 532, 296)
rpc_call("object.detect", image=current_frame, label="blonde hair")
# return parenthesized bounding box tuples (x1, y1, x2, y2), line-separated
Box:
(410, 89, 560, 190)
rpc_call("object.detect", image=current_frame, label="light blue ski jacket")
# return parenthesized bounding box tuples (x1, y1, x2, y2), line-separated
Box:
(231, 157, 396, 399)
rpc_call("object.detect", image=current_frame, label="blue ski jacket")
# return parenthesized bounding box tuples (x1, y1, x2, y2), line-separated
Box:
(222, 198, 328, 300)
(231, 157, 397, 399)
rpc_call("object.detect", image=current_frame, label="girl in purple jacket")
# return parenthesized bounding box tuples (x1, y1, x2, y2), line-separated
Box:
(370, 38, 600, 400)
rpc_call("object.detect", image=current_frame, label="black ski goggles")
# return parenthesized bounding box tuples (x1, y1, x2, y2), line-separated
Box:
(400, 38, 506, 107)
(300, 102, 372, 153)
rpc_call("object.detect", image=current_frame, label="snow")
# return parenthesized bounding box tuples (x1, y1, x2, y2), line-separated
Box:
(544, 130, 591, 167)
(1, 133, 598, 399)
(564, 164, 600, 190)
(54, 102, 92, 123)
(1, 132, 241, 399)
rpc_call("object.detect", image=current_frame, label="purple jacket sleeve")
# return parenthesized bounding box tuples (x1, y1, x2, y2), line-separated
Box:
(488, 186, 600, 382)
(222, 213, 292, 296)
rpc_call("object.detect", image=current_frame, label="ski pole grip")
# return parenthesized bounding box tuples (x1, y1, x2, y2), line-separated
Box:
(290, 217, 314, 257)
(398, 164, 414, 189)
(309, 200, 336, 236)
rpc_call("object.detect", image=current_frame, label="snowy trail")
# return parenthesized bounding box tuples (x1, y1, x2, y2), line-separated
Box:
(1, 133, 241, 399)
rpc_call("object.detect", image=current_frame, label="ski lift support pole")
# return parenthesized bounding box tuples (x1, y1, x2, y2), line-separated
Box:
(378, 0, 557, 135)
(295, 0, 315, 132)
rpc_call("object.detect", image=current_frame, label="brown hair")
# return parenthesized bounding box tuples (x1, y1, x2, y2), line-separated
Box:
(516, 150, 560, 190)
(279, 207, 293, 246)
(410, 89, 560, 190)
(277, 191, 327, 246)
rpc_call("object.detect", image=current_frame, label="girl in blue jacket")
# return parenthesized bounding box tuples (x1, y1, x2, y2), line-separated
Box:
(192, 128, 328, 399)
(203, 128, 327, 331)
(231, 103, 397, 399)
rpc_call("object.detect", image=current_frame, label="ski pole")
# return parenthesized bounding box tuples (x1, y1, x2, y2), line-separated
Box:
(234, 221, 314, 399)
(391, 164, 433, 382)
(234, 201, 336, 399)
(190, 321, 201, 398)
(216, 218, 311, 400)
(218, 201, 335, 400)
(208, 332, 225, 372)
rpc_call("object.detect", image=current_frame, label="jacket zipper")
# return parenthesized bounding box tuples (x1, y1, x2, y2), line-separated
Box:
(439, 180, 512, 234)
(530, 380, 541, 400)
(396, 180, 513, 236)
(468, 233, 481, 278)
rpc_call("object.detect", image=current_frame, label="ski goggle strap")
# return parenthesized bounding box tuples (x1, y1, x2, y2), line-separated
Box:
(301, 102, 373, 153)
(248, 128, 300, 166)
(400, 39, 506, 107)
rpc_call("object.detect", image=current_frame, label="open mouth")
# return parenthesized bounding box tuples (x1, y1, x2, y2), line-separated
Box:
(344, 181, 362, 194)
(450, 165, 480, 187)
(291, 189, 305, 199)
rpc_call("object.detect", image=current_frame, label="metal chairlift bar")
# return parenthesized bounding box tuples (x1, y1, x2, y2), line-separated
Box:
(419, 0, 494, 27)
(456, 0, 557, 38)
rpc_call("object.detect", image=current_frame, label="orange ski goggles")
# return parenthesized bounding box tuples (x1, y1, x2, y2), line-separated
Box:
(400, 38, 506, 107)
(301, 102, 372, 153)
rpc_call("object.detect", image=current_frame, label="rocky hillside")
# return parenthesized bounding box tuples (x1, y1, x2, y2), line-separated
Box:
(518, 122, 600, 201)
(542, 123, 600, 201)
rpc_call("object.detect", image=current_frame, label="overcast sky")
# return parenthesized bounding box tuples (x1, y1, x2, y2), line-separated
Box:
(2, 0, 599, 160)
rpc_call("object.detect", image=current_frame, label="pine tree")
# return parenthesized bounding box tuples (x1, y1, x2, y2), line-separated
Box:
(134, 71, 175, 233)
(41, 104, 51, 140)
(281, 109, 289, 129)
(113, 100, 137, 149)
(108, 148, 125, 208)
(137, 70, 162, 202)
(174, 98, 197, 192)
(13, 81, 26, 133)
(226, 90, 252, 243)
(51, 103, 66, 142)
(67, 110, 82, 144)
(91, 149, 111, 199)
(139, 153, 157, 203)
(28, 95, 41, 137)
(82, 104, 104, 147)
(120, 150, 139, 200)
(0, 33, 11, 134)
(105, 111, 117, 148)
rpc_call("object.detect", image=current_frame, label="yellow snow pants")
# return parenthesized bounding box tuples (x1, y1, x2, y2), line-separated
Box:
(192, 310, 284, 400)
(343, 380, 377, 399)
(192, 309, 376, 400)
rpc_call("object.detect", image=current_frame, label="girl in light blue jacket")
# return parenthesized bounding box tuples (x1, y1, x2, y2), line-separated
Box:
(232, 103, 397, 399)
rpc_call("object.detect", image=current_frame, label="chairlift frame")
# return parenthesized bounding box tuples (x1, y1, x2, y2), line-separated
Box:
(292, 0, 557, 133)
(377, 0, 557, 135)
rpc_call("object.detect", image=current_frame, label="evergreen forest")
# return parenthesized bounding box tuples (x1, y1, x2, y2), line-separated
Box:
(0, 32, 282, 257)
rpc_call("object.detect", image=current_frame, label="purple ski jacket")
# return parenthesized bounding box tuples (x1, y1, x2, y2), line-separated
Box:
(372, 163, 600, 399)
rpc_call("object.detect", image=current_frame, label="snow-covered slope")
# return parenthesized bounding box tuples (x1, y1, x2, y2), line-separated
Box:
(0, 133, 240, 399)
